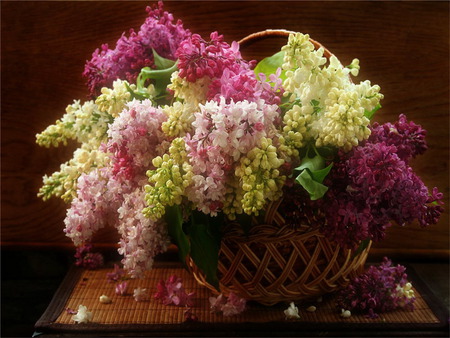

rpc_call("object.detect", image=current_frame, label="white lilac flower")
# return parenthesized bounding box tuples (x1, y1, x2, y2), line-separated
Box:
(284, 302, 300, 319)
(280, 32, 383, 152)
(340, 309, 352, 318)
(96, 79, 135, 118)
(72, 305, 93, 323)
(133, 287, 149, 302)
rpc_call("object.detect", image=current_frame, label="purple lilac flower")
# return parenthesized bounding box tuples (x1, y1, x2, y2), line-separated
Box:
(74, 244, 104, 269)
(106, 263, 126, 283)
(336, 257, 416, 318)
(83, 1, 190, 96)
(368, 114, 427, 163)
(318, 116, 443, 249)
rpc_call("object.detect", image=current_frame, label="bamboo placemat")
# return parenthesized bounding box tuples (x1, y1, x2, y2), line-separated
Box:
(35, 262, 448, 336)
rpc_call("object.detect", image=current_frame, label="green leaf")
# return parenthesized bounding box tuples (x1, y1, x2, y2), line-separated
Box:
(136, 59, 178, 98)
(153, 49, 176, 70)
(254, 51, 286, 82)
(165, 205, 190, 267)
(295, 169, 329, 200)
(310, 99, 322, 115)
(188, 211, 221, 290)
(279, 96, 302, 114)
(353, 238, 371, 257)
(296, 153, 325, 173)
(310, 163, 333, 184)
(294, 145, 333, 200)
(364, 103, 381, 120)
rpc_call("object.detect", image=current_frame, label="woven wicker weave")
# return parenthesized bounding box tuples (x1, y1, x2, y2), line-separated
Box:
(188, 197, 371, 305)
(188, 30, 370, 306)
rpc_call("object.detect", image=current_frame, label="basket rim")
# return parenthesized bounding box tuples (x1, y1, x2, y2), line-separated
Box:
(238, 29, 334, 59)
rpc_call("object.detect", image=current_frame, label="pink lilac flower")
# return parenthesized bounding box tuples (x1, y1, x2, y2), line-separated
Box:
(66, 100, 171, 277)
(176, 31, 254, 83)
(184, 99, 279, 215)
(65, 308, 77, 315)
(368, 114, 427, 163)
(64, 167, 121, 247)
(115, 281, 129, 296)
(209, 292, 246, 316)
(117, 188, 170, 278)
(106, 99, 169, 182)
(83, 1, 190, 96)
(207, 67, 284, 106)
(74, 243, 104, 269)
(209, 293, 227, 313)
(154, 275, 195, 307)
(106, 264, 126, 283)
(336, 257, 415, 318)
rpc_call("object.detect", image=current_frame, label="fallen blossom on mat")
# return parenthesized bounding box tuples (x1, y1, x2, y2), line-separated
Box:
(115, 281, 129, 296)
(154, 275, 195, 307)
(133, 287, 149, 302)
(341, 309, 352, 318)
(72, 305, 93, 323)
(65, 307, 77, 315)
(284, 302, 300, 319)
(74, 244, 104, 269)
(209, 292, 246, 316)
(106, 263, 126, 283)
(184, 308, 198, 322)
(99, 295, 112, 304)
(336, 257, 416, 318)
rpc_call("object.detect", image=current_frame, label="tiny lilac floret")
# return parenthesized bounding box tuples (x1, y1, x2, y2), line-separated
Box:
(154, 275, 195, 307)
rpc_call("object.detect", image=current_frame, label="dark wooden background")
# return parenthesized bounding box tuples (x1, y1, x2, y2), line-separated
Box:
(2, 1, 449, 259)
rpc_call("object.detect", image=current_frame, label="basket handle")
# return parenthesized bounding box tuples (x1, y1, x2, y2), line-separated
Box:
(238, 29, 333, 59)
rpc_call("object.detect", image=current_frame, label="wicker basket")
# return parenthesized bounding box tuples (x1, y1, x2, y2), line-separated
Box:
(187, 30, 370, 306)
(188, 197, 371, 306)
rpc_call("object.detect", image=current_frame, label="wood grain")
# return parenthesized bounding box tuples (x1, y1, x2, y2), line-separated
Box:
(1, 1, 448, 258)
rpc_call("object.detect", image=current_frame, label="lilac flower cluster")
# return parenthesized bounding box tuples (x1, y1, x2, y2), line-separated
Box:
(83, 1, 190, 96)
(175, 31, 282, 105)
(336, 258, 416, 318)
(106, 99, 169, 182)
(368, 114, 428, 163)
(318, 115, 443, 249)
(64, 99, 171, 278)
(184, 98, 280, 215)
(176, 31, 251, 83)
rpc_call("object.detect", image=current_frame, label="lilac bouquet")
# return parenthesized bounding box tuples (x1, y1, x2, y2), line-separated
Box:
(37, 1, 443, 292)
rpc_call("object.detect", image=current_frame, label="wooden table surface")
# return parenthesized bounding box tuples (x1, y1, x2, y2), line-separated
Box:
(1, 1, 449, 258)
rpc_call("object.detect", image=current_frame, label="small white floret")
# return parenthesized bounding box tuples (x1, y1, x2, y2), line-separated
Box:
(284, 302, 300, 319)
(72, 304, 93, 323)
(306, 305, 317, 312)
(133, 287, 149, 302)
(340, 309, 351, 318)
(99, 295, 112, 304)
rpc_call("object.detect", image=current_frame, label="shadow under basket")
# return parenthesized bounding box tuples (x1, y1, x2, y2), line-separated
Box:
(188, 198, 371, 306)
